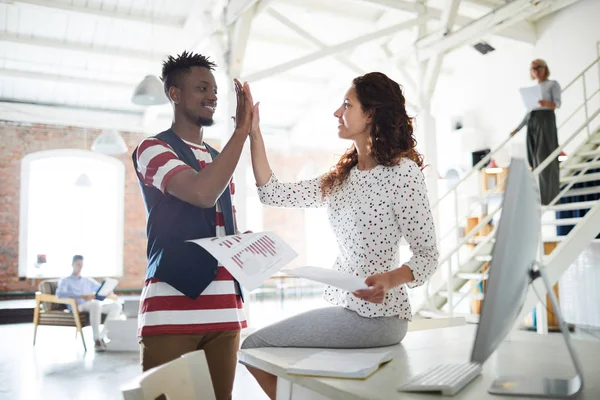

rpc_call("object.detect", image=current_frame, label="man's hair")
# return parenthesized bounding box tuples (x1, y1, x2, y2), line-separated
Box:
(72, 255, 83, 264)
(161, 51, 217, 98)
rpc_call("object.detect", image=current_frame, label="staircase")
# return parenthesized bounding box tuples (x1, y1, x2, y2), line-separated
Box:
(419, 56, 600, 323)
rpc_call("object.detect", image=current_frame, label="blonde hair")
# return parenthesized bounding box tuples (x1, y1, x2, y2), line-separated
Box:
(530, 59, 550, 80)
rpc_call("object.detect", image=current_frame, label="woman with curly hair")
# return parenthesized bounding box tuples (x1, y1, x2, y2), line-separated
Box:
(242, 72, 439, 399)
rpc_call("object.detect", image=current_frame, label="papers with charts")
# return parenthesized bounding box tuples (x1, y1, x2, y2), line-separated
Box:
(188, 232, 298, 291)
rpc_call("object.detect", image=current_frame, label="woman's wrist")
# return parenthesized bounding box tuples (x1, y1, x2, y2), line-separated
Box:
(249, 127, 262, 141)
(384, 265, 415, 289)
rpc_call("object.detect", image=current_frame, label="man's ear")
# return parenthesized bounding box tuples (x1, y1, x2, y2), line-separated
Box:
(168, 86, 180, 104)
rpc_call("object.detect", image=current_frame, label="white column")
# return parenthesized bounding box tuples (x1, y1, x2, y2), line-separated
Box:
(417, 99, 440, 238)
(223, 4, 257, 328)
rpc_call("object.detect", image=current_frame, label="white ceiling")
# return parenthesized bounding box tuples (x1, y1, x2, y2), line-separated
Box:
(0, 0, 578, 143)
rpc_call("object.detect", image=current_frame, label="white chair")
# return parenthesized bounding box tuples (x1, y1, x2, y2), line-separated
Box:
(408, 316, 466, 332)
(122, 349, 215, 400)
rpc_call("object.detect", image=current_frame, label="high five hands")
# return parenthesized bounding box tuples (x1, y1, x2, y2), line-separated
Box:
(233, 79, 260, 138)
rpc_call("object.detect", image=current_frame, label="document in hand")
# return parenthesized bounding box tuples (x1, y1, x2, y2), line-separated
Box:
(96, 278, 119, 299)
(188, 232, 298, 291)
(519, 85, 542, 111)
(286, 350, 393, 379)
(284, 266, 368, 292)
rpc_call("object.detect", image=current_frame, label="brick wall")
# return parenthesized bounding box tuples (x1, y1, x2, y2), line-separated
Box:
(0, 121, 148, 293)
(0, 121, 342, 295)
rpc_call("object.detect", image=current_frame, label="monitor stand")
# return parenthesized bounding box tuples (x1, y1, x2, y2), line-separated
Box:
(488, 262, 584, 398)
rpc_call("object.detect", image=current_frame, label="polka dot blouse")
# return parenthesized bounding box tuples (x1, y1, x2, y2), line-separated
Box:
(257, 158, 439, 320)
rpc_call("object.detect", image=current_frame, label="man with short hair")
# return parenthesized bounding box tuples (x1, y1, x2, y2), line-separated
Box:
(133, 51, 255, 400)
(56, 255, 122, 352)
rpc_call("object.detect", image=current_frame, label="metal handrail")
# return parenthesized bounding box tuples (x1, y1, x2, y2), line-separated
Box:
(432, 56, 600, 212)
(423, 56, 600, 317)
(430, 109, 600, 311)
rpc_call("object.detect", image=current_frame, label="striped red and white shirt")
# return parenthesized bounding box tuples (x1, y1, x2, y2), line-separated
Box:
(135, 137, 246, 337)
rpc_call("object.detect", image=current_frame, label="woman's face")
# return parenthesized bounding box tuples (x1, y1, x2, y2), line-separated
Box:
(333, 87, 372, 140)
(531, 62, 547, 81)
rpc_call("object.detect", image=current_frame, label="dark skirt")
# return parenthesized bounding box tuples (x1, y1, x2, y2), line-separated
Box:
(527, 109, 560, 205)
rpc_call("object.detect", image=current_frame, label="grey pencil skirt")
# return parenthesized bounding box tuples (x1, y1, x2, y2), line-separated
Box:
(241, 306, 408, 350)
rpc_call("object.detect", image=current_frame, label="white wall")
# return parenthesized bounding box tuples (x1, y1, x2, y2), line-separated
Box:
(535, 0, 600, 88)
(432, 0, 600, 176)
(432, 37, 534, 175)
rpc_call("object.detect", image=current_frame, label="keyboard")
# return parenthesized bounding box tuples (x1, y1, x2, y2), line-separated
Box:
(397, 362, 482, 396)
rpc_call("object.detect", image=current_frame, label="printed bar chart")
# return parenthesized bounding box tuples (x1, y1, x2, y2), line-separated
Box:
(189, 232, 298, 291)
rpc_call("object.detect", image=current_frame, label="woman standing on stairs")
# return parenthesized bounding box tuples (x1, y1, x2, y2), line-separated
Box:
(511, 59, 562, 205)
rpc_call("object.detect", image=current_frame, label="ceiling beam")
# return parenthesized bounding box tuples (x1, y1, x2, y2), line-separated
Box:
(421, 0, 462, 98)
(526, 0, 580, 22)
(0, 99, 174, 135)
(0, 68, 135, 89)
(463, 0, 506, 8)
(13, 0, 184, 29)
(0, 32, 163, 64)
(228, 3, 260, 77)
(266, 8, 363, 76)
(361, 0, 536, 44)
(358, 0, 421, 13)
(226, 0, 275, 26)
(181, 0, 216, 50)
(415, 0, 556, 61)
(242, 16, 428, 82)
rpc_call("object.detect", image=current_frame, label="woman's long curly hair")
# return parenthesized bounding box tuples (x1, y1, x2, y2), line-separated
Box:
(320, 72, 423, 197)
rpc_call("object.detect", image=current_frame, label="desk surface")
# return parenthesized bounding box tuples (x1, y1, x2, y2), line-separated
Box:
(238, 325, 600, 400)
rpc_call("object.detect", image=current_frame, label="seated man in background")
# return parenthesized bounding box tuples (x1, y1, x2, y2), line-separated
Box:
(56, 255, 122, 351)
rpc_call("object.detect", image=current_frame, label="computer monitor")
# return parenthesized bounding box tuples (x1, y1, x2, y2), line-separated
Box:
(471, 157, 540, 364)
(469, 157, 583, 397)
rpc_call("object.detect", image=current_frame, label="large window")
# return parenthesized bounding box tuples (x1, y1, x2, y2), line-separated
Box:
(19, 150, 125, 278)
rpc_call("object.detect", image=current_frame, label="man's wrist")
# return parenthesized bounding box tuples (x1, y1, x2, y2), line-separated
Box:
(233, 127, 250, 137)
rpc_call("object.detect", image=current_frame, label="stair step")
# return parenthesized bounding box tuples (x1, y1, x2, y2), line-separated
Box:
(561, 172, 600, 184)
(474, 255, 492, 262)
(438, 291, 484, 300)
(561, 186, 600, 197)
(456, 272, 489, 280)
(542, 200, 598, 212)
(542, 217, 582, 226)
(562, 160, 600, 170)
(418, 311, 481, 324)
(468, 236, 495, 244)
(543, 236, 600, 243)
(575, 149, 600, 158)
(447, 312, 481, 324)
(590, 136, 600, 145)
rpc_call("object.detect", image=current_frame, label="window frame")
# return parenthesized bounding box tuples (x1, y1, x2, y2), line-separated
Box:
(18, 149, 125, 278)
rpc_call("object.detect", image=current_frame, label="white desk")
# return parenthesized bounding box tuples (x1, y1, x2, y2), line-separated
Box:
(238, 325, 600, 400)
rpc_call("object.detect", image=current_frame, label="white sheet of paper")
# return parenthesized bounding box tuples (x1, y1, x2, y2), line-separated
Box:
(284, 266, 368, 292)
(96, 278, 119, 297)
(188, 232, 298, 291)
(286, 350, 393, 379)
(519, 85, 542, 111)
